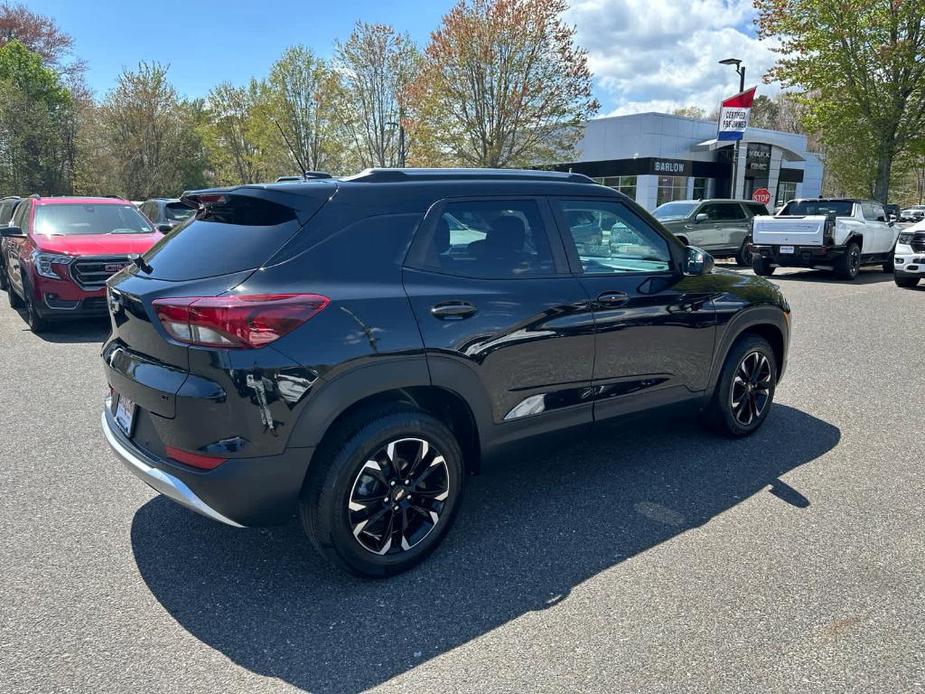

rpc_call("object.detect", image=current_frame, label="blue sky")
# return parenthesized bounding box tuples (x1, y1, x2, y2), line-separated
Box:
(25, 0, 778, 116)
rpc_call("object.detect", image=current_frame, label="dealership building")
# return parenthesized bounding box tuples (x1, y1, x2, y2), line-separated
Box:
(556, 112, 824, 211)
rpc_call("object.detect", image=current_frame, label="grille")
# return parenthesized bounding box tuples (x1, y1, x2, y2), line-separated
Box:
(70, 256, 130, 289)
(911, 233, 925, 253)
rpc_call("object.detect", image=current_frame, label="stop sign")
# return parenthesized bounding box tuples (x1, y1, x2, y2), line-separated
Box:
(752, 188, 771, 205)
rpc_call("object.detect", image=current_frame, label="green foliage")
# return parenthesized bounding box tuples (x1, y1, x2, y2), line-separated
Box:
(0, 39, 74, 194)
(757, 0, 925, 202)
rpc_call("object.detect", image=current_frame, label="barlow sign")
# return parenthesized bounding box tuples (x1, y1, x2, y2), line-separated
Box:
(717, 86, 757, 141)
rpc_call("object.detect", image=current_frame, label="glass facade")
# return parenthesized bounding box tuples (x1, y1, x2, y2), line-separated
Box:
(594, 175, 637, 200)
(776, 181, 797, 207)
(692, 177, 707, 200)
(656, 176, 688, 206)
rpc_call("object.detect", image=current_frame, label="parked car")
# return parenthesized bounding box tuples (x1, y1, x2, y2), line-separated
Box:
(0, 196, 21, 290)
(893, 218, 925, 288)
(0, 196, 162, 331)
(101, 168, 791, 577)
(751, 198, 899, 280)
(899, 206, 925, 223)
(0, 195, 20, 226)
(138, 198, 195, 231)
(651, 199, 769, 266)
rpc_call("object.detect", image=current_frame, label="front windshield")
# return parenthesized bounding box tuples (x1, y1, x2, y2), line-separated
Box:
(33, 203, 155, 236)
(781, 200, 853, 217)
(165, 202, 195, 223)
(653, 202, 697, 221)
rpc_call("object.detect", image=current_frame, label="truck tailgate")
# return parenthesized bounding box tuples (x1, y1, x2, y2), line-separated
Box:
(752, 215, 827, 247)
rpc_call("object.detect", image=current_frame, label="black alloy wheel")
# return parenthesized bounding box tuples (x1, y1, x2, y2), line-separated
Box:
(705, 334, 777, 437)
(730, 351, 773, 427)
(348, 437, 450, 556)
(735, 238, 753, 267)
(836, 243, 861, 280)
(301, 406, 464, 577)
(22, 280, 47, 332)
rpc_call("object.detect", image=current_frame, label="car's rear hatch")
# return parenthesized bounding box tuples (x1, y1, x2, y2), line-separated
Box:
(103, 183, 335, 417)
(752, 214, 828, 247)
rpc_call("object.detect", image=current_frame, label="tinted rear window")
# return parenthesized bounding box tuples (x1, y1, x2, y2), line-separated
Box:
(33, 203, 154, 235)
(142, 196, 307, 281)
(781, 200, 853, 217)
(0, 201, 18, 225)
(165, 202, 195, 222)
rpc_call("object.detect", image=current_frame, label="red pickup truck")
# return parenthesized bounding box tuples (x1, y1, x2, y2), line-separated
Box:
(1, 196, 163, 332)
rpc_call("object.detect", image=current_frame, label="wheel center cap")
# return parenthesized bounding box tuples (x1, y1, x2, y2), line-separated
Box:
(392, 487, 409, 503)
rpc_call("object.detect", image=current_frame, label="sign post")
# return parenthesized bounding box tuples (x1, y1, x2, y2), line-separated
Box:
(717, 86, 757, 199)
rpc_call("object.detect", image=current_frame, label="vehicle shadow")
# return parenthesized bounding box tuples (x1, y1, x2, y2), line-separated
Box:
(131, 404, 839, 693)
(764, 268, 894, 285)
(15, 313, 110, 344)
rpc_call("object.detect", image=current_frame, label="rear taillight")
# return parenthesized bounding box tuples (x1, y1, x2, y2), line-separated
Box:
(152, 293, 329, 349)
(164, 445, 226, 470)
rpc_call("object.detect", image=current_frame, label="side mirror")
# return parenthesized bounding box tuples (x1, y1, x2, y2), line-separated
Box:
(157, 224, 172, 233)
(695, 213, 709, 223)
(888, 220, 896, 227)
(0, 225, 25, 238)
(684, 245, 715, 276)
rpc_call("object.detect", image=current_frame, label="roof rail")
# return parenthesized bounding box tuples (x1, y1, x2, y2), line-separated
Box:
(342, 168, 595, 184)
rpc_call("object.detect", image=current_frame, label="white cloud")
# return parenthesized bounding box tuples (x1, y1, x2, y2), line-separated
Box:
(566, 0, 782, 116)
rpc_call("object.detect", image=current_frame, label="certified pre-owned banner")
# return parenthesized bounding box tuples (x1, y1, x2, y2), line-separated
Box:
(717, 86, 757, 141)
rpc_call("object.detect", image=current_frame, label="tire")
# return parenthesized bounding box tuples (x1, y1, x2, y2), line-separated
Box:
(8, 279, 23, 308)
(735, 238, 753, 267)
(835, 242, 861, 280)
(895, 275, 920, 288)
(752, 256, 775, 276)
(0, 263, 7, 292)
(21, 279, 48, 333)
(705, 334, 778, 437)
(882, 251, 895, 274)
(301, 405, 465, 577)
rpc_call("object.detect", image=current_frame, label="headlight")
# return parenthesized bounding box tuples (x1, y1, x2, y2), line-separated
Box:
(31, 252, 73, 279)
(897, 232, 913, 245)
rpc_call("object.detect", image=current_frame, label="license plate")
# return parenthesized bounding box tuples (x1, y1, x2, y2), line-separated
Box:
(114, 394, 136, 437)
(779, 245, 795, 254)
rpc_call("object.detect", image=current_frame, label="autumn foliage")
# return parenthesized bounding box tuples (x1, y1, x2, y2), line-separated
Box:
(408, 0, 599, 168)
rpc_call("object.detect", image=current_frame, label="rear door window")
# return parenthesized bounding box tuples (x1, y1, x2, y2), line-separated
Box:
(701, 203, 746, 221)
(408, 199, 557, 278)
(143, 195, 309, 281)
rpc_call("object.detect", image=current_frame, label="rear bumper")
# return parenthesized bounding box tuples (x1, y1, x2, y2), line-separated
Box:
(752, 244, 843, 268)
(102, 402, 314, 526)
(102, 408, 244, 527)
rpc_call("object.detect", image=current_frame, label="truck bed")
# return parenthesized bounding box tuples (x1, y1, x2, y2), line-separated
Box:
(752, 215, 827, 247)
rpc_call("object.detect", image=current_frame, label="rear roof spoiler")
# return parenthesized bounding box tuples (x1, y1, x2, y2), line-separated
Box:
(180, 181, 338, 225)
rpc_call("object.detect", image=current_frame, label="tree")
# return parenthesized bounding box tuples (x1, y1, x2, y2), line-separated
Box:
(335, 22, 420, 168)
(0, 39, 74, 194)
(204, 80, 266, 184)
(757, 0, 925, 203)
(91, 62, 207, 198)
(408, 0, 598, 168)
(0, 2, 82, 75)
(671, 105, 707, 120)
(262, 46, 347, 175)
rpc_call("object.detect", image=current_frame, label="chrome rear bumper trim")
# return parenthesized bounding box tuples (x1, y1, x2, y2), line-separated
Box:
(101, 409, 244, 528)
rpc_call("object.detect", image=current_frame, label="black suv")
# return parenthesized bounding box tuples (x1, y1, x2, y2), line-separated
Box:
(138, 197, 196, 231)
(101, 169, 790, 576)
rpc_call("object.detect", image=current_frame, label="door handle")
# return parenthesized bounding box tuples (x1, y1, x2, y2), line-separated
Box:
(596, 291, 629, 307)
(430, 301, 477, 319)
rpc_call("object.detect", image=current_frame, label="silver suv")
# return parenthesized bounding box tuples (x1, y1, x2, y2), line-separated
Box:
(652, 199, 769, 266)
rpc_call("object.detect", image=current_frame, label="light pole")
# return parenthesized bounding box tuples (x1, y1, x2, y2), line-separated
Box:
(719, 58, 746, 199)
(385, 120, 406, 168)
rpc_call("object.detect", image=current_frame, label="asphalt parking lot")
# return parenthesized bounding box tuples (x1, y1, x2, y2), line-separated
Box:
(1, 265, 923, 693)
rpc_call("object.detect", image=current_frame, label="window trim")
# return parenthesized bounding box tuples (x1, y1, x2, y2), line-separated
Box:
(548, 196, 684, 278)
(404, 195, 571, 279)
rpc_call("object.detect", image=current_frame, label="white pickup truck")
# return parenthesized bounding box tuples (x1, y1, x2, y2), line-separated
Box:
(750, 198, 899, 280)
